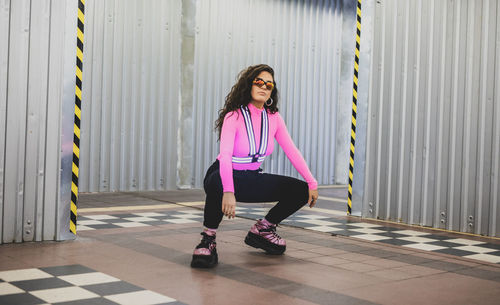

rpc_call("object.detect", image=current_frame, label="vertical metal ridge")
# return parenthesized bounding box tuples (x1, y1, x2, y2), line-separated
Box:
(326, 0, 337, 184)
(138, 0, 148, 190)
(191, 0, 201, 186)
(422, 0, 436, 227)
(89, 0, 104, 192)
(476, 0, 491, 235)
(396, 0, 410, 222)
(4, 0, 31, 243)
(331, 0, 339, 184)
(0, 0, 11, 243)
(311, 0, 322, 176)
(108, 0, 118, 191)
(303, 1, 314, 164)
(447, 0, 462, 230)
(43, 0, 65, 241)
(491, 0, 500, 236)
(155, 0, 164, 189)
(461, 0, 473, 232)
(26, 0, 51, 241)
(408, 0, 423, 225)
(119, 0, 131, 190)
(435, 0, 449, 229)
(100, 0, 114, 192)
(385, 0, 397, 219)
(363, 0, 380, 216)
(416, 0, 430, 225)
(146, 0, 155, 190)
(462, 0, 482, 233)
(36, 0, 51, 240)
(374, 0, 386, 219)
(131, 1, 141, 190)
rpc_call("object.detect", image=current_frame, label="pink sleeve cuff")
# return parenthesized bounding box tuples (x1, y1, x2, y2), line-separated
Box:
(308, 181, 318, 190)
(222, 184, 234, 193)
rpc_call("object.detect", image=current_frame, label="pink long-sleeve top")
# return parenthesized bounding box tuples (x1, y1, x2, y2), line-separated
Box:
(217, 103, 318, 193)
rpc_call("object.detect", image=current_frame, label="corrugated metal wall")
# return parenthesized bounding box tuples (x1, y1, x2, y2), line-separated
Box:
(0, 0, 73, 243)
(79, 0, 182, 192)
(79, 0, 354, 191)
(191, 0, 346, 187)
(363, 0, 500, 236)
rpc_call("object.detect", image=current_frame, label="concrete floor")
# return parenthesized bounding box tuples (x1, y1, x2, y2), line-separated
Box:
(1, 187, 499, 305)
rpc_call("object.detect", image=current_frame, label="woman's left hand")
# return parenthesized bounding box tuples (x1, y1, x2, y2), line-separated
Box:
(307, 189, 319, 208)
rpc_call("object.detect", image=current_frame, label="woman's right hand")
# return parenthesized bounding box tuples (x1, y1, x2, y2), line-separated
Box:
(222, 192, 236, 219)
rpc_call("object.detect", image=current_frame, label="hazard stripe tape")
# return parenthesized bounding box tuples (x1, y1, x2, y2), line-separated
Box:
(70, 0, 85, 235)
(348, 0, 361, 215)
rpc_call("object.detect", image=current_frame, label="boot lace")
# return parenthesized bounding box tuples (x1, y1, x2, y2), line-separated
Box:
(260, 225, 283, 243)
(196, 232, 216, 250)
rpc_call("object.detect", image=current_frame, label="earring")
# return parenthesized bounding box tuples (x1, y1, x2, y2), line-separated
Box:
(266, 98, 273, 107)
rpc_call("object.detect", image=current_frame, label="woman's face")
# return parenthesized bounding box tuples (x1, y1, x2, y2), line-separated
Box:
(250, 71, 274, 104)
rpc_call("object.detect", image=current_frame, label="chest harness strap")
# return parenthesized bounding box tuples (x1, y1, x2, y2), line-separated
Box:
(232, 105, 269, 164)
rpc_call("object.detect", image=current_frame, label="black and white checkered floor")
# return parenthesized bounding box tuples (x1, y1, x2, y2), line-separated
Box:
(78, 210, 205, 230)
(78, 207, 500, 265)
(0, 265, 185, 305)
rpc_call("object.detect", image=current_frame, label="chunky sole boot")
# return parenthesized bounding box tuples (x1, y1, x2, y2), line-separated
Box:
(191, 232, 218, 268)
(245, 232, 286, 255)
(191, 250, 218, 268)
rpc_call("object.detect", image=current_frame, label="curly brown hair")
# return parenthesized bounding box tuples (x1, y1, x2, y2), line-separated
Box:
(215, 64, 279, 140)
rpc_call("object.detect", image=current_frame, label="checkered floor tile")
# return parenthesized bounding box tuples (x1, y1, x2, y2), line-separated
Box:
(0, 265, 186, 305)
(78, 206, 500, 265)
(228, 207, 500, 264)
(78, 210, 204, 231)
(279, 215, 500, 264)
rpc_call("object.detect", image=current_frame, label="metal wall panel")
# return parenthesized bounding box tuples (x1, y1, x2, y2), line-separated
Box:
(0, 0, 9, 242)
(364, 0, 500, 236)
(191, 0, 349, 188)
(79, 0, 182, 192)
(0, 0, 73, 243)
(3, 0, 31, 243)
(25, 0, 51, 242)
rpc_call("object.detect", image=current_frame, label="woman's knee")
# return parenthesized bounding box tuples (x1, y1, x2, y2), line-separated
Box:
(288, 179, 309, 202)
(204, 170, 221, 191)
(275, 176, 307, 201)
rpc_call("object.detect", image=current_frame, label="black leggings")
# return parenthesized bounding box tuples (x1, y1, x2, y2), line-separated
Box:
(203, 160, 309, 229)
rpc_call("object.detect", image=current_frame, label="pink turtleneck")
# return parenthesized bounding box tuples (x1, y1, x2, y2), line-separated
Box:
(217, 103, 318, 193)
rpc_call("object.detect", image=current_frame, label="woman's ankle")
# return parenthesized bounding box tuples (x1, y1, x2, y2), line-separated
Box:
(204, 228, 217, 236)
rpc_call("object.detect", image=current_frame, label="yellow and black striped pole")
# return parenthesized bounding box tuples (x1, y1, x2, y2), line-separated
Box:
(348, 0, 361, 215)
(70, 0, 85, 234)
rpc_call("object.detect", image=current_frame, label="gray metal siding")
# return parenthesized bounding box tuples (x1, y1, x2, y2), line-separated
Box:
(191, 0, 347, 188)
(0, 0, 71, 243)
(0, 0, 8, 242)
(79, 0, 353, 192)
(364, 0, 500, 236)
(78, 0, 182, 192)
(24, 0, 51, 242)
(3, 0, 31, 243)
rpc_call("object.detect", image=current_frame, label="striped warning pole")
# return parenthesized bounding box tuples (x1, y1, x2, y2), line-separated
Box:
(70, 0, 85, 234)
(348, 0, 361, 215)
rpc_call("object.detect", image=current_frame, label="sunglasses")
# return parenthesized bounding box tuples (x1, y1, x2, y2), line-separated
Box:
(253, 78, 275, 91)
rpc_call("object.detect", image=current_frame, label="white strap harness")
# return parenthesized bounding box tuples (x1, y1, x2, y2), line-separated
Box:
(232, 105, 269, 164)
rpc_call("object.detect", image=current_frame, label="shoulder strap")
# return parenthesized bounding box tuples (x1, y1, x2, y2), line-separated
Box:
(240, 106, 256, 156)
(236, 105, 269, 163)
